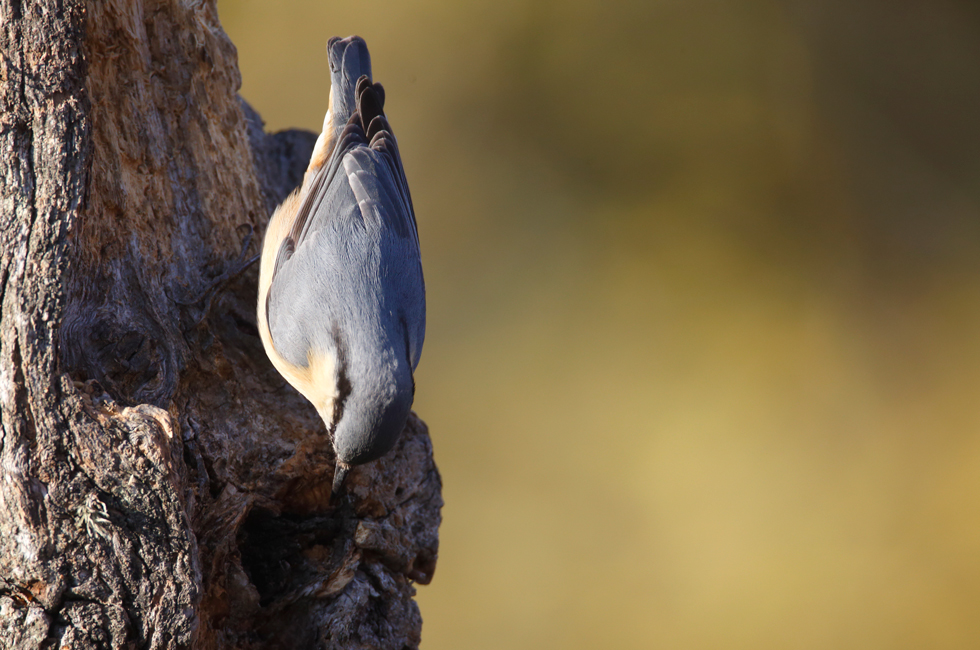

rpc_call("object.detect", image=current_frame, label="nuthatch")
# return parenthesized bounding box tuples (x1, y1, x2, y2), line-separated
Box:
(257, 36, 425, 497)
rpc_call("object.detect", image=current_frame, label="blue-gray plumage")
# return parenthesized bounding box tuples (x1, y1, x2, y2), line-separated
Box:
(257, 36, 424, 497)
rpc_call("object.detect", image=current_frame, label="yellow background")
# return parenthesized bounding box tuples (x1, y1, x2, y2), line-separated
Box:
(220, 1, 980, 647)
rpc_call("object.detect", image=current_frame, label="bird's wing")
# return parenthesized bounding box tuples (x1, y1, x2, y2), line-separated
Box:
(267, 78, 425, 369)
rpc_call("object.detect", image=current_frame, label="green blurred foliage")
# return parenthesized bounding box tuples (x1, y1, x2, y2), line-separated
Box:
(221, 0, 980, 647)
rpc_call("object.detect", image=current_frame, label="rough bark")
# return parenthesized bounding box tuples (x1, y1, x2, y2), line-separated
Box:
(0, 2, 442, 649)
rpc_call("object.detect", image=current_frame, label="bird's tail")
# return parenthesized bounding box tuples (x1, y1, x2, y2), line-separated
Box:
(327, 36, 372, 139)
(305, 36, 374, 180)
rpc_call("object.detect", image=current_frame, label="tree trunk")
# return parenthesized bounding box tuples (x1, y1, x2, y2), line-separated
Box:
(0, 2, 442, 648)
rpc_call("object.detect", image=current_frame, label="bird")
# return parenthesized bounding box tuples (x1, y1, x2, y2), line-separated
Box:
(257, 35, 425, 499)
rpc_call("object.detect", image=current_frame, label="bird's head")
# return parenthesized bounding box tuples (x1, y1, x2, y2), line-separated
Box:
(328, 342, 415, 494)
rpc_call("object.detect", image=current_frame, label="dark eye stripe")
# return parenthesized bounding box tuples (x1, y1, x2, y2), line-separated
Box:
(329, 323, 353, 435)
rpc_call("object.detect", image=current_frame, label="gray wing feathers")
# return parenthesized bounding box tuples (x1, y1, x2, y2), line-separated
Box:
(343, 148, 412, 239)
(268, 56, 424, 373)
(340, 145, 426, 369)
(269, 139, 425, 371)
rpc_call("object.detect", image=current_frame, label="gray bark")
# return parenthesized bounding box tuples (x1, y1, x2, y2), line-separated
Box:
(0, 2, 442, 649)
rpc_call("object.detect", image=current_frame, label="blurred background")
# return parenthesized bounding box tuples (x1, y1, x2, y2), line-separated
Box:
(220, 1, 980, 647)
